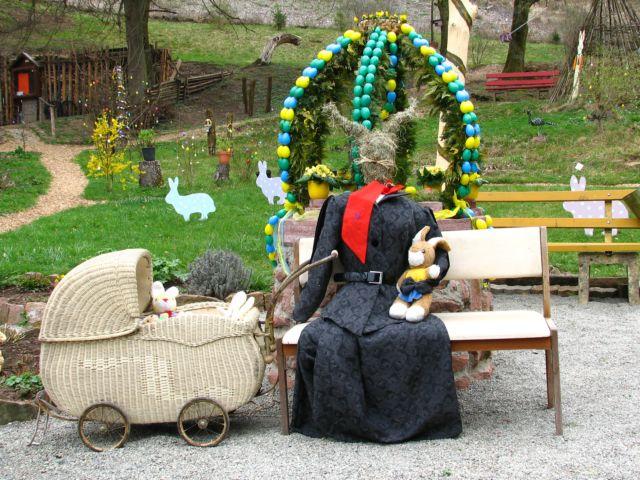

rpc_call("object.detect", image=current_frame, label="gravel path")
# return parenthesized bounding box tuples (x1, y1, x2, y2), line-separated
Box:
(0, 128, 92, 233)
(1, 295, 638, 480)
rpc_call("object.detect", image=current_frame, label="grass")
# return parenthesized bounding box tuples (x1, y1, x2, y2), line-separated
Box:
(0, 150, 50, 215)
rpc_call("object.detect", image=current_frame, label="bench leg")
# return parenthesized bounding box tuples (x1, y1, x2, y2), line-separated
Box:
(545, 349, 554, 408)
(550, 331, 563, 435)
(276, 338, 290, 435)
(578, 254, 590, 304)
(627, 255, 640, 305)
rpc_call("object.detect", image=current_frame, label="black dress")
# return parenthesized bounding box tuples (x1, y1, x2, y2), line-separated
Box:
(291, 192, 462, 443)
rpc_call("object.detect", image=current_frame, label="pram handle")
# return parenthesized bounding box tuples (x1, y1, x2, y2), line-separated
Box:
(263, 250, 338, 362)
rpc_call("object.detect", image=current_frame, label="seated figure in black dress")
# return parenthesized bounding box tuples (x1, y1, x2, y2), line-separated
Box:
(291, 178, 462, 443)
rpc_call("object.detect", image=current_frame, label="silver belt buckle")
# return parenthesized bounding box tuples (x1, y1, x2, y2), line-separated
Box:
(368, 271, 383, 284)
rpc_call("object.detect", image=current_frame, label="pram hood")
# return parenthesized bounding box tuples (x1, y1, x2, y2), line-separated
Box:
(40, 249, 153, 342)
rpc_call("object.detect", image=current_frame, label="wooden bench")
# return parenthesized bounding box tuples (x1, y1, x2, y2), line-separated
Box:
(485, 70, 560, 100)
(475, 189, 640, 304)
(276, 227, 563, 436)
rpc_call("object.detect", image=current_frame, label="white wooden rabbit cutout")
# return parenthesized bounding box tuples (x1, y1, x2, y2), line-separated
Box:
(165, 177, 216, 221)
(562, 175, 629, 236)
(256, 161, 285, 205)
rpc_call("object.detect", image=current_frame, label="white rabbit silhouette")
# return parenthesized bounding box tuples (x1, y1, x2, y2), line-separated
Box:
(562, 175, 628, 236)
(165, 177, 216, 221)
(256, 161, 285, 205)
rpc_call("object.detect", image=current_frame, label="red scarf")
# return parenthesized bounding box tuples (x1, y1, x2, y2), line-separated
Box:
(342, 181, 403, 263)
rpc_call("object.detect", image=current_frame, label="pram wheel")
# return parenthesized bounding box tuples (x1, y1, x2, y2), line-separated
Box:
(178, 398, 229, 447)
(78, 404, 130, 452)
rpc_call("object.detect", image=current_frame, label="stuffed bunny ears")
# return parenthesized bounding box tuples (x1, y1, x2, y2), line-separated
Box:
(151, 280, 179, 298)
(412, 226, 451, 252)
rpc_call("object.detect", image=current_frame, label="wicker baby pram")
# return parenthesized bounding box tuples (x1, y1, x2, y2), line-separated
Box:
(33, 249, 272, 451)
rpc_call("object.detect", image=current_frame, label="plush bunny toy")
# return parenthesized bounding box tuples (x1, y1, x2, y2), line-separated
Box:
(389, 226, 451, 322)
(151, 281, 180, 318)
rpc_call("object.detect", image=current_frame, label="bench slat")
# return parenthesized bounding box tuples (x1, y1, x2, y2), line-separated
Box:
(486, 79, 557, 88)
(476, 190, 637, 202)
(486, 70, 560, 79)
(491, 218, 640, 229)
(486, 84, 555, 91)
(548, 242, 640, 253)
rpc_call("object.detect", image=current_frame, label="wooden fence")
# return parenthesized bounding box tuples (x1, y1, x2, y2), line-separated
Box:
(0, 48, 173, 125)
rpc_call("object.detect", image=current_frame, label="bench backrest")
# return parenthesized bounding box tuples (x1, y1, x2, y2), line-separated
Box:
(296, 227, 547, 282)
(486, 70, 560, 80)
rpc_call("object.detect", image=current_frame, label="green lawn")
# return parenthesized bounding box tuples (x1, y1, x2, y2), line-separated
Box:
(0, 150, 50, 215)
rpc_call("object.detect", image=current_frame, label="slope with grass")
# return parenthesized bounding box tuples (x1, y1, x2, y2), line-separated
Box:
(0, 150, 50, 215)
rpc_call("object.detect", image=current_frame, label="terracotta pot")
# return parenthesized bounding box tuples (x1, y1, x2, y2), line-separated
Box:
(308, 180, 330, 200)
(217, 149, 232, 165)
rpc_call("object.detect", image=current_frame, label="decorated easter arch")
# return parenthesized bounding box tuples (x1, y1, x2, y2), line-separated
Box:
(265, 13, 485, 266)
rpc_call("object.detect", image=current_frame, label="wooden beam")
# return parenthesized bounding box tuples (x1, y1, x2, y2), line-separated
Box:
(476, 190, 636, 202)
(548, 243, 640, 253)
(623, 189, 640, 218)
(490, 218, 640, 229)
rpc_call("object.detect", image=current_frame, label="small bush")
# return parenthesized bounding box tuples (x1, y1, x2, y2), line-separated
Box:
(273, 5, 286, 31)
(153, 255, 187, 284)
(550, 30, 561, 44)
(1, 372, 43, 398)
(186, 250, 251, 299)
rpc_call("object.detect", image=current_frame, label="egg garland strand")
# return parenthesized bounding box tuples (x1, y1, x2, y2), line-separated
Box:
(265, 13, 487, 266)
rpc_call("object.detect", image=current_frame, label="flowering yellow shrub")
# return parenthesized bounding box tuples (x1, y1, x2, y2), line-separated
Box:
(87, 112, 139, 192)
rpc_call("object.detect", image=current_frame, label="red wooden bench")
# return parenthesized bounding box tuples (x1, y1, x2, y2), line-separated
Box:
(485, 70, 560, 100)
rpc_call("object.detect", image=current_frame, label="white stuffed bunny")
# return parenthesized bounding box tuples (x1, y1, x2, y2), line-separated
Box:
(151, 281, 180, 318)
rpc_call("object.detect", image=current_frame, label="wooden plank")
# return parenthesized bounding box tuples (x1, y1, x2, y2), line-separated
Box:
(548, 243, 640, 253)
(451, 337, 551, 352)
(623, 189, 640, 218)
(490, 217, 640, 229)
(486, 79, 558, 88)
(604, 200, 613, 243)
(476, 190, 636, 202)
(486, 70, 560, 79)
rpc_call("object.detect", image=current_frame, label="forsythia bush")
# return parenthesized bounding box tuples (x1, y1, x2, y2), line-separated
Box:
(87, 112, 138, 192)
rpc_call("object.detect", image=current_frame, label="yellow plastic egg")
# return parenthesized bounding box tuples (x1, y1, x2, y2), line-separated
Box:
(469, 173, 479, 182)
(474, 136, 481, 148)
(405, 186, 417, 195)
(351, 31, 362, 40)
(475, 219, 487, 230)
(295, 76, 310, 88)
(268, 252, 277, 260)
(318, 50, 333, 62)
(460, 174, 470, 186)
(277, 145, 291, 158)
(400, 23, 414, 34)
(265, 224, 274, 235)
(442, 71, 458, 83)
(460, 101, 475, 113)
(465, 137, 476, 149)
(485, 215, 493, 227)
(387, 79, 397, 91)
(380, 109, 389, 120)
(284, 200, 294, 211)
(281, 182, 290, 192)
(387, 32, 397, 43)
(420, 45, 436, 57)
(280, 108, 295, 121)
(344, 29, 355, 39)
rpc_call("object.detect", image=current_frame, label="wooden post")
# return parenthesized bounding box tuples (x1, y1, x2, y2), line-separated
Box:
(49, 105, 56, 138)
(206, 108, 216, 156)
(248, 79, 256, 116)
(265, 76, 273, 113)
(435, 0, 478, 170)
(604, 200, 613, 243)
(242, 77, 248, 114)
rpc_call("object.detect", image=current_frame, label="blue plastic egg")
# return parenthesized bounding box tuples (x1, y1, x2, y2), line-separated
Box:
(465, 125, 475, 137)
(462, 161, 472, 174)
(269, 215, 279, 226)
(283, 96, 297, 109)
(475, 124, 481, 136)
(390, 55, 398, 67)
(443, 62, 453, 72)
(278, 132, 291, 145)
(281, 170, 290, 182)
(302, 67, 318, 78)
(327, 43, 342, 54)
(435, 65, 445, 76)
(456, 90, 470, 102)
(266, 244, 276, 254)
(387, 91, 397, 103)
(471, 162, 479, 173)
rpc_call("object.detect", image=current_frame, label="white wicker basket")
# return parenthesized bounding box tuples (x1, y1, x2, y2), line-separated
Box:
(39, 249, 265, 424)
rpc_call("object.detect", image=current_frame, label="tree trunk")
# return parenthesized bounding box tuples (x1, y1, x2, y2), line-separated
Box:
(124, 0, 151, 112)
(503, 0, 540, 73)
(436, 0, 449, 54)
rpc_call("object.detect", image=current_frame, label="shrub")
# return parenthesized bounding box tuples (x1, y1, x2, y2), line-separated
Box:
(186, 250, 252, 299)
(550, 31, 561, 44)
(138, 129, 156, 148)
(273, 5, 286, 31)
(1, 372, 43, 398)
(153, 255, 186, 284)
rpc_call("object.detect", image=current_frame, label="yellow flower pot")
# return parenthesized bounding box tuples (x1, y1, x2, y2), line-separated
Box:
(308, 180, 330, 200)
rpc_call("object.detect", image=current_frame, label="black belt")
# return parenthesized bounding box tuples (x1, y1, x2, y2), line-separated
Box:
(334, 271, 391, 285)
